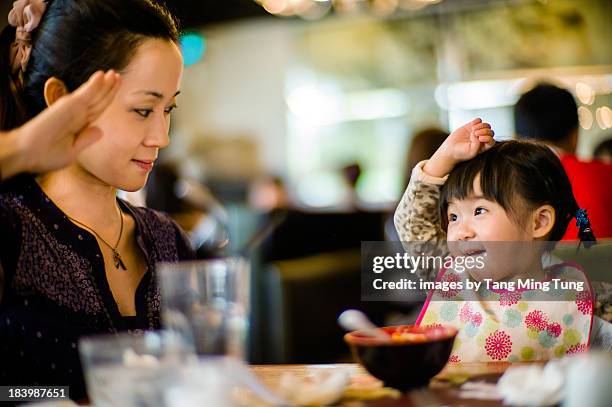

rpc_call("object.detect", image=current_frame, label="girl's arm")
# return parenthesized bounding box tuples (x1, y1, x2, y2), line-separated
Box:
(393, 119, 494, 280)
(394, 160, 448, 243)
(395, 118, 495, 244)
(393, 161, 449, 281)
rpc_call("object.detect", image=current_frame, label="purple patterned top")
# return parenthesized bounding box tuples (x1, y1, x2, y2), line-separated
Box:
(0, 174, 195, 400)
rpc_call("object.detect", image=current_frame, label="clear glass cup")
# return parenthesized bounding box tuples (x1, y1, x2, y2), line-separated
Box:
(158, 257, 250, 359)
(78, 330, 193, 407)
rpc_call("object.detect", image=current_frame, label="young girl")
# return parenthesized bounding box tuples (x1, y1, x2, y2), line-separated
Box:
(0, 0, 193, 399)
(394, 119, 595, 362)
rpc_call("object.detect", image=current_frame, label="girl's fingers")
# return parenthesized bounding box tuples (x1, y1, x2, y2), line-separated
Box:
(473, 122, 491, 130)
(475, 128, 494, 137)
(478, 135, 495, 147)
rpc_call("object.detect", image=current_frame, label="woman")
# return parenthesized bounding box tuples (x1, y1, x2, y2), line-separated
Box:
(0, 0, 194, 399)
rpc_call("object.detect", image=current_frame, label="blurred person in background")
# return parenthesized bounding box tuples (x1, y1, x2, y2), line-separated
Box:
(594, 138, 612, 164)
(403, 128, 449, 189)
(514, 83, 612, 239)
(248, 175, 290, 213)
(146, 162, 229, 258)
(340, 163, 362, 210)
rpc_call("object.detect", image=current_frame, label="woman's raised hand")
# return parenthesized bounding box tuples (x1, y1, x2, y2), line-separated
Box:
(1, 70, 120, 179)
(423, 118, 495, 178)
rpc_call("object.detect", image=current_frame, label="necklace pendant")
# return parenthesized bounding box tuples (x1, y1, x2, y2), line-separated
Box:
(113, 250, 128, 271)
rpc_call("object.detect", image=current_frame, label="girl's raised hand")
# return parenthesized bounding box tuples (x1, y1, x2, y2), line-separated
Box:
(423, 118, 495, 178)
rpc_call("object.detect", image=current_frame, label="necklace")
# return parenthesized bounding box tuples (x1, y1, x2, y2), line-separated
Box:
(66, 204, 128, 271)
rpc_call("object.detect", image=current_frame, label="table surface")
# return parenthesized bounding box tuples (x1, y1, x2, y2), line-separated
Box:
(250, 362, 539, 406)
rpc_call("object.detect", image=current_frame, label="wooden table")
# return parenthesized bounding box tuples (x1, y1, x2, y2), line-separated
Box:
(251, 362, 539, 406)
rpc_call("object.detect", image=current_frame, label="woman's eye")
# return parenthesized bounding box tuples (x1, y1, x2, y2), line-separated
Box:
(448, 213, 458, 222)
(134, 109, 153, 118)
(474, 207, 487, 216)
(164, 105, 177, 114)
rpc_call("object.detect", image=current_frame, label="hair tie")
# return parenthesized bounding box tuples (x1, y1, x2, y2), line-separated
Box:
(7, 0, 48, 74)
(575, 208, 596, 248)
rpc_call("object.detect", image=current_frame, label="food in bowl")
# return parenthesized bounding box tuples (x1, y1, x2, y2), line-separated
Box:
(344, 325, 457, 391)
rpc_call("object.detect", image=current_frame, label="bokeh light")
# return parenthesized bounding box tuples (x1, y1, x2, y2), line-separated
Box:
(180, 32, 206, 67)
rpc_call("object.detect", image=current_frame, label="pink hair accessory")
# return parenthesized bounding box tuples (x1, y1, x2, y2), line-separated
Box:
(7, 0, 48, 74)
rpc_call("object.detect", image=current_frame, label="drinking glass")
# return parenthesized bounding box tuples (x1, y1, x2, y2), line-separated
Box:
(158, 257, 250, 359)
(78, 330, 192, 407)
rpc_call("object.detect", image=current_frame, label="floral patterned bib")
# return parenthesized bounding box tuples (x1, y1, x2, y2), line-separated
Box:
(415, 262, 593, 362)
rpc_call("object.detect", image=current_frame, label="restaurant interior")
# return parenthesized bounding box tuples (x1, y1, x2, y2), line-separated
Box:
(1, 0, 611, 405)
(146, 0, 612, 366)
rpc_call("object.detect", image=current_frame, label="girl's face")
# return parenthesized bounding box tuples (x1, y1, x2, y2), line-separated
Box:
(446, 177, 533, 242)
(76, 39, 184, 191)
(446, 175, 545, 282)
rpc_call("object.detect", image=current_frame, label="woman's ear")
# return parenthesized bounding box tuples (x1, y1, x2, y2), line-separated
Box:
(532, 204, 555, 239)
(43, 77, 69, 107)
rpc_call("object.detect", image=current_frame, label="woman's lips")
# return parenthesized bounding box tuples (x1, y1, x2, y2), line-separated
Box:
(132, 160, 154, 171)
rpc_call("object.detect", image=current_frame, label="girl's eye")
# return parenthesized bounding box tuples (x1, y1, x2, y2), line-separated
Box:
(164, 105, 177, 114)
(134, 109, 153, 118)
(474, 207, 487, 216)
(448, 213, 458, 222)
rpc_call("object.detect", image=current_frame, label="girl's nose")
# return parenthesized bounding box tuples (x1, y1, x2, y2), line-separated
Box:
(456, 222, 476, 241)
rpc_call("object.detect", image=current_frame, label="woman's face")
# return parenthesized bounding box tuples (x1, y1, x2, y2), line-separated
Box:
(77, 39, 183, 191)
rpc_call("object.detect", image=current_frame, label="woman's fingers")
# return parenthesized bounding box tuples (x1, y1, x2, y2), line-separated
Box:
(72, 126, 103, 155)
(93, 71, 121, 106)
(68, 71, 120, 125)
(86, 74, 121, 119)
(71, 71, 105, 104)
(57, 71, 120, 135)
(75, 70, 118, 106)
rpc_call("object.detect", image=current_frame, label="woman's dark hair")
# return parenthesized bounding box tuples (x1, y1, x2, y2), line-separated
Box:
(0, 0, 179, 131)
(440, 140, 591, 243)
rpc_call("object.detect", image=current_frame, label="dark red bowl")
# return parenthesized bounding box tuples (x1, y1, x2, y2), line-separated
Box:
(344, 325, 457, 391)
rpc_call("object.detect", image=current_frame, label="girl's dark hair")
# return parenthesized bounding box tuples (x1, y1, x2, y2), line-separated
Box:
(0, 0, 179, 131)
(440, 140, 592, 243)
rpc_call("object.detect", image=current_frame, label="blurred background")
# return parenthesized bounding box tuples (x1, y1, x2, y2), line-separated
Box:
(2, 0, 611, 364)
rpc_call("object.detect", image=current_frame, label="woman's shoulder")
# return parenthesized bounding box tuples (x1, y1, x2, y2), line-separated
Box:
(0, 173, 35, 197)
(0, 174, 38, 222)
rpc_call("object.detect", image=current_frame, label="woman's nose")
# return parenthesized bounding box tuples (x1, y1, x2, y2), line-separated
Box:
(144, 115, 170, 149)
